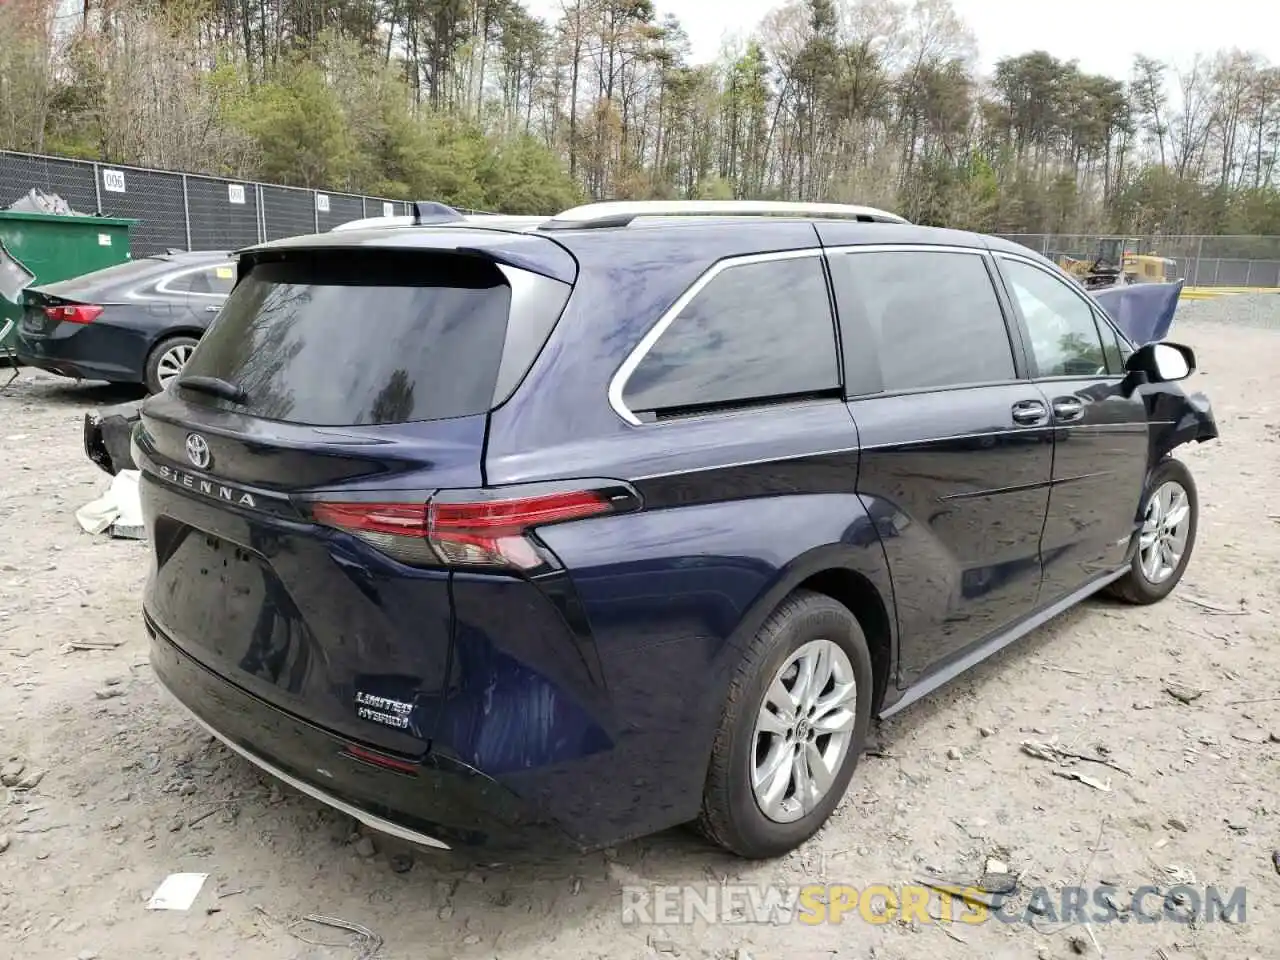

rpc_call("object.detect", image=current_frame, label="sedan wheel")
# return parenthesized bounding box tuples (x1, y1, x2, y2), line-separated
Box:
(155, 343, 194, 388)
(144, 335, 200, 394)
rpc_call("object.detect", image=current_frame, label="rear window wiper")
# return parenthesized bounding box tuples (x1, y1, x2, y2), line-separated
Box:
(176, 375, 248, 404)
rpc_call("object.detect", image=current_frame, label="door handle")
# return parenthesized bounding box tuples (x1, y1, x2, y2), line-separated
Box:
(1011, 399, 1048, 425)
(204, 305, 220, 313)
(1052, 397, 1085, 422)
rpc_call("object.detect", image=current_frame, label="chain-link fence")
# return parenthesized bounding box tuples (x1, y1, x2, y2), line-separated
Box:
(5, 157, 1276, 287)
(996, 234, 1280, 288)
(0, 149, 416, 257)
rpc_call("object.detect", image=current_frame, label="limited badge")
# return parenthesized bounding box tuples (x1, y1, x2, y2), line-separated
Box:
(354, 691, 413, 730)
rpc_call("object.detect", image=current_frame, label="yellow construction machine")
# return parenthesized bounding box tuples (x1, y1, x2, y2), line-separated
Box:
(1058, 237, 1177, 290)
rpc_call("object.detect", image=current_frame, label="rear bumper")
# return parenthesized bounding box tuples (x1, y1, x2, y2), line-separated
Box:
(17, 324, 147, 383)
(173, 688, 451, 850)
(147, 615, 581, 858)
(18, 348, 121, 382)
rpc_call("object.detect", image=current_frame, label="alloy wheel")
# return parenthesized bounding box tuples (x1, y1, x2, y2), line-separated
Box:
(1139, 480, 1191, 585)
(751, 639, 857, 824)
(156, 343, 194, 389)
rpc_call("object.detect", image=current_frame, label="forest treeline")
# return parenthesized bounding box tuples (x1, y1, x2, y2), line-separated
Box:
(3, 0, 1280, 235)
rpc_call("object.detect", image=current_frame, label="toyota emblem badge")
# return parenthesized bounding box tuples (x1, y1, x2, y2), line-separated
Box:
(185, 433, 211, 469)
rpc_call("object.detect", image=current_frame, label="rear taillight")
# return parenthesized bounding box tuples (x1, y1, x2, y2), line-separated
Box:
(310, 486, 632, 572)
(45, 304, 103, 324)
(310, 501, 436, 566)
(429, 491, 611, 569)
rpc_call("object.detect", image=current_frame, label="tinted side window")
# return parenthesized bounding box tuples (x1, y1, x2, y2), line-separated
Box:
(186, 270, 214, 295)
(1097, 313, 1124, 374)
(1001, 258, 1106, 377)
(208, 265, 236, 296)
(1112, 321, 1134, 365)
(621, 256, 839, 418)
(165, 266, 233, 296)
(162, 269, 206, 294)
(828, 250, 1015, 393)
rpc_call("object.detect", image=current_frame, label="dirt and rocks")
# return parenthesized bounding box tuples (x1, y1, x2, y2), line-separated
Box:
(2, 301, 1279, 959)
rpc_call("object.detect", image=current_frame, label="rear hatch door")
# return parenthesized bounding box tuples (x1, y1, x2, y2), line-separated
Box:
(137, 241, 573, 756)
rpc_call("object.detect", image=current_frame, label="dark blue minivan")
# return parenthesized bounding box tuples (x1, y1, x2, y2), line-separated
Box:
(134, 201, 1217, 859)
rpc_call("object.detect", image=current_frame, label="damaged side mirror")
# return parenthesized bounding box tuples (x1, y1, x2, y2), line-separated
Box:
(1125, 341, 1195, 384)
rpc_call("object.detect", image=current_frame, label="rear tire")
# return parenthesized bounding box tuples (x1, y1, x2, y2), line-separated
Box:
(1106, 458, 1198, 605)
(697, 590, 873, 859)
(144, 335, 199, 395)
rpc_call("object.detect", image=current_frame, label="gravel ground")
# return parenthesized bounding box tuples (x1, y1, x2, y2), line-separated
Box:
(1174, 289, 1280, 328)
(1, 300, 1278, 960)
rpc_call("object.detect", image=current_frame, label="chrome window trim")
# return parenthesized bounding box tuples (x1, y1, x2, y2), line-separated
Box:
(607, 248, 827, 426)
(822, 242, 990, 257)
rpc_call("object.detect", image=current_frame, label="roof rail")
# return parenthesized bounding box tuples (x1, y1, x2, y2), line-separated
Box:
(538, 200, 909, 231)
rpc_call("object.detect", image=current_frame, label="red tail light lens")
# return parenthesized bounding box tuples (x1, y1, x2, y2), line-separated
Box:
(310, 488, 620, 571)
(310, 501, 434, 566)
(44, 304, 103, 324)
(429, 491, 611, 569)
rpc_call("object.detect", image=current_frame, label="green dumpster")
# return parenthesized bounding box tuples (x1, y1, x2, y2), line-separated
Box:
(0, 211, 136, 354)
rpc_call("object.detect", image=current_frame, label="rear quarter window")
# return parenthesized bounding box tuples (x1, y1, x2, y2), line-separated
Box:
(620, 254, 840, 420)
(161, 265, 236, 297)
(178, 251, 567, 426)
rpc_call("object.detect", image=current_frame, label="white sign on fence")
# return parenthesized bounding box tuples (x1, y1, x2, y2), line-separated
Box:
(228, 184, 246, 205)
(315, 194, 330, 213)
(102, 169, 126, 194)
(382, 202, 394, 218)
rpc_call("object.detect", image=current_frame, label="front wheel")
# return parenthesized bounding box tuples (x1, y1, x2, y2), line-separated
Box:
(1107, 457, 1199, 605)
(697, 590, 873, 859)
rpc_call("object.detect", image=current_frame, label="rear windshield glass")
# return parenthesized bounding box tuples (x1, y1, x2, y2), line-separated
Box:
(178, 252, 513, 426)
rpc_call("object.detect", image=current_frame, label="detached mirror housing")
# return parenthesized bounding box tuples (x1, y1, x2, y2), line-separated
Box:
(1125, 341, 1195, 383)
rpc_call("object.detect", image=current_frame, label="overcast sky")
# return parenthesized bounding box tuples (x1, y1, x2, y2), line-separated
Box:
(527, 0, 1277, 78)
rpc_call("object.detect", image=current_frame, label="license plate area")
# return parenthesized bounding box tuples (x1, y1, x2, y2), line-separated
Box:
(20, 310, 46, 335)
(151, 522, 280, 669)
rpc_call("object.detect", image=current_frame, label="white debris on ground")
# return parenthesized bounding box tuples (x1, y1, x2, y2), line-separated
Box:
(74, 470, 144, 540)
(1, 302, 1279, 959)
